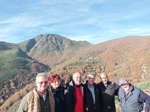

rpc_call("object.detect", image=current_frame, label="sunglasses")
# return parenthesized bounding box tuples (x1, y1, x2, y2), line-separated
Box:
(37, 81, 48, 85)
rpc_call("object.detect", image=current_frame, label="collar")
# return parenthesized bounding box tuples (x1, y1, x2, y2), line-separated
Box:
(101, 81, 111, 86)
(50, 86, 57, 93)
(87, 83, 94, 88)
(69, 80, 82, 87)
(38, 89, 47, 101)
(38, 90, 47, 96)
(104, 84, 107, 87)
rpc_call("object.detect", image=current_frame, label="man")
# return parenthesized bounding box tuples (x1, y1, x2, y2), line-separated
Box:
(64, 72, 84, 112)
(98, 72, 120, 112)
(18, 73, 55, 112)
(118, 77, 150, 112)
(84, 72, 101, 112)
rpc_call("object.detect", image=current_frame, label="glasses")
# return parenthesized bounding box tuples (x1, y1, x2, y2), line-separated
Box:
(37, 81, 48, 85)
(88, 77, 95, 80)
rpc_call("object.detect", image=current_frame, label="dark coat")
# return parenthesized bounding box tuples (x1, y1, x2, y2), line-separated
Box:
(84, 82, 101, 112)
(49, 86, 64, 112)
(98, 81, 120, 112)
(64, 80, 85, 112)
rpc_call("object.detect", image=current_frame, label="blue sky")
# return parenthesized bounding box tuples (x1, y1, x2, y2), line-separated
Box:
(0, 0, 150, 44)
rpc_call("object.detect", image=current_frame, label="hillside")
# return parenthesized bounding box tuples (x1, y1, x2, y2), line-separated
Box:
(53, 36, 150, 83)
(1, 35, 150, 111)
(0, 45, 50, 107)
(88, 36, 150, 82)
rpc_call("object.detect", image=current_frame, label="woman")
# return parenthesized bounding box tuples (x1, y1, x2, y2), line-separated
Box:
(49, 74, 64, 112)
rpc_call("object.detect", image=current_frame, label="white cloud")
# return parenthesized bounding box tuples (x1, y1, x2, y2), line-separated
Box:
(0, 0, 150, 44)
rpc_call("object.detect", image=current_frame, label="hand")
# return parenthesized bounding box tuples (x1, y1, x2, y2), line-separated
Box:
(86, 107, 88, 111)
(141, 110, 145, 112)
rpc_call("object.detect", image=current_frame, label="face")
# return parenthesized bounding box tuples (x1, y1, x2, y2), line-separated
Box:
(100, 73, 109, 85)
(73, 72, 82, 85)
(51, 80, 61, 89)
(36, 76, 48, 94)
(87, 75, 95, 86)
(121, 83, 129, 92)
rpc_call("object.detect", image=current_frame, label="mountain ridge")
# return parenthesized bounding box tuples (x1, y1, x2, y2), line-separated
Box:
(18, 34, 92, 66)
(1, 34, 150, 111)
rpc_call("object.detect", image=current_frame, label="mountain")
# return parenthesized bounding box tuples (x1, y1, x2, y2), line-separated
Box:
(1, 35, 150, 111)
(0, 34, 92, 111)
(0, 42, 17, 51)
(18, 34, 92, 66)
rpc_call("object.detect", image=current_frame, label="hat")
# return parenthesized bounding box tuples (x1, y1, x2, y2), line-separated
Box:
(119, 77, 128, 85)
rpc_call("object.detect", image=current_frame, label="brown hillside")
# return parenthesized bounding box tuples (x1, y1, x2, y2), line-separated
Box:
(91, 36, 150, 82)
(1, 35, 150, 112)
(52, 36, 150, 83)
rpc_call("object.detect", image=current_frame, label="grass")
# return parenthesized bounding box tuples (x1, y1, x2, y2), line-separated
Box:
(136, 81, 150, 90)
(115, 70, 126, 76)
(115, 96, 121, 112)
(68, 61, 92, 66)
(0, 50, 29, 84)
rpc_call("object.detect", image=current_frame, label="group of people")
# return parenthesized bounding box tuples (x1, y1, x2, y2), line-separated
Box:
(18, 72, 150, 112)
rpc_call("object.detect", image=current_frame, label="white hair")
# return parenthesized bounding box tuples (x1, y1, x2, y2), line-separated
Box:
(36, 73, 48, 81)
(87, 72, 96, 78)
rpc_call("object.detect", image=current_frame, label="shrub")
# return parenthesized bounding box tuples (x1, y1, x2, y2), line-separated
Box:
(136, 81, 150, 90)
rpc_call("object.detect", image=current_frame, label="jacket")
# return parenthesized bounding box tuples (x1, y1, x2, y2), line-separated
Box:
(18, 88, 55, 112)
(118, 84, 150, 112)
(98, 81, 120, 112)
(64, 80, 84, 112)
(49, 85, 64, 112)
(84, 81, 101, 112)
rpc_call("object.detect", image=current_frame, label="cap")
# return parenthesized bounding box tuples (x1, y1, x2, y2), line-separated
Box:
(119, 77, 128, 85)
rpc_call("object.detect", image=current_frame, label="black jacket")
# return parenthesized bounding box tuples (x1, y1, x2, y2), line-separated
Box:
(49, 86, 64, 112)
(64, 80, 85, 112)
(84, 82, 101, 112)
(98, 81, 120, 112)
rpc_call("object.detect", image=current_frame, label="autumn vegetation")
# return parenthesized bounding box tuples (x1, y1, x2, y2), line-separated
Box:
(0, 34, 150, 111)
